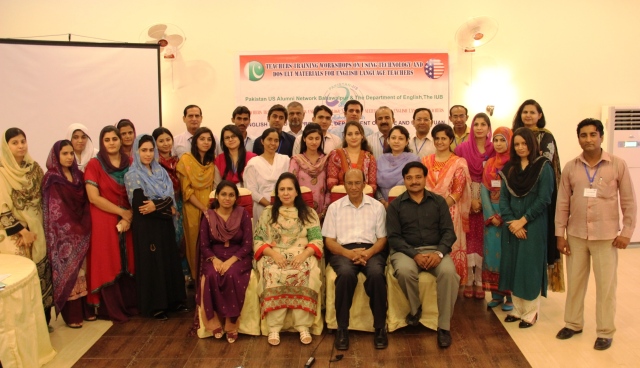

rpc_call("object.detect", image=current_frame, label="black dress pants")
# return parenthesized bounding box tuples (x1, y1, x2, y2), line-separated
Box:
(328, 243, 387, 329)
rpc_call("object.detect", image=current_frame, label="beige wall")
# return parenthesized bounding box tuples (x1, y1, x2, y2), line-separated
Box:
(2, 0, 639, 164)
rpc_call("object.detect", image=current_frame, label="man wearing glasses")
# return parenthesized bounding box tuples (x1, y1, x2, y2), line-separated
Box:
(411, 108, 436, 159)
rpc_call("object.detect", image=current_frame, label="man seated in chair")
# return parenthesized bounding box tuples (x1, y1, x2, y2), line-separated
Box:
(386, 161, 459, 348)
(322, 169, 388, 350)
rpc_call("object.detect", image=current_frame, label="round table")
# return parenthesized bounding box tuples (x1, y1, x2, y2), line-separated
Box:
(0, 254, 56, 367)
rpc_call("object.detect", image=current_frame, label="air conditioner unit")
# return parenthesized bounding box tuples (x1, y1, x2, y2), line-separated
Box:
(601, 106, 640, 243)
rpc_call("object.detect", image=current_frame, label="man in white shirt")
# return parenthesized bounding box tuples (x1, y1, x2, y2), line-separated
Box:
(322, 169, 388, 350)
(231, 105, 254, 151)
(285, 101, 304, 138)
(292, 105, 342, 155)
(173, 104, 220, 157)
(329, 100, 374, 137)
(411, 108, 436, 158)
(366, 106, 395, 159)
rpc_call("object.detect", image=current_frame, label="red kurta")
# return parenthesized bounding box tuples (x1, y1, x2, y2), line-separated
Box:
(84, 158, 135, 306)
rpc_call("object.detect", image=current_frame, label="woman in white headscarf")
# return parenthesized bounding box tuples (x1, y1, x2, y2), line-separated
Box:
(66, 123, 98, 172)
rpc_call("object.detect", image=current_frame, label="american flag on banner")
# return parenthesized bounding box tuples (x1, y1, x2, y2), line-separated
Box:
(424, 58, 445, 79)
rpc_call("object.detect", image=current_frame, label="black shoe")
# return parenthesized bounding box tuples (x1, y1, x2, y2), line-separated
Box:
(374, 327, 388, 349)
(504, 315, 521, 323)
(405, 306, 422, 327)
(437, 328, 452, 348)
(594, 337, 613, 350)
(556, 327, 582, 340)
(519, 320, 534, 328)
(153, 311, 168, 321)
(174, 303, 189, 313)
(334, 328, 349, 350)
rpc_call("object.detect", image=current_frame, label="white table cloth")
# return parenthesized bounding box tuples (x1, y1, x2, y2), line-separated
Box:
(0, 254, 56, 367)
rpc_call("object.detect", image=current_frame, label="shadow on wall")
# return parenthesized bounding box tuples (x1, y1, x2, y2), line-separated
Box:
(161, 59, 216, 92)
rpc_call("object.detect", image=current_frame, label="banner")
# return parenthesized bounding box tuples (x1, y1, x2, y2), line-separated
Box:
(237, 52, 449, 137)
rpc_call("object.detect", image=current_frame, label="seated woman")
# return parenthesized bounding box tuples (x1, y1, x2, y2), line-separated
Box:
(327, 121, 377, 192)
(124, 135, 186, 320)
(499, 127, 553, 328)
(422, 124, 472, 286)
(197, 180, 253, 343)
(214, 124, 256, 187)
(289, 123, 330, 219)
(43, 140, 94, 328)
(376, 125, 419, 207)
(254, 173, 323, 346)
(66, 123, 98, 172)
(244, 128, 290, 221)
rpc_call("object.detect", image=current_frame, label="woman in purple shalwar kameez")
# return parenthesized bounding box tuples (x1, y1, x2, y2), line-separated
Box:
(197, 180, 253, 343)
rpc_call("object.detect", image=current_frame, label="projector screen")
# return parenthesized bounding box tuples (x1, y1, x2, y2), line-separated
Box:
(0, 39, 161, 168)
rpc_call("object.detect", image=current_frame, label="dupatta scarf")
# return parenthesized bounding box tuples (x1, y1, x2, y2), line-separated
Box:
(66, 123, 97, 172)
(42, 140, 91, 312)
(124, 135, 176, 206)
(454, 128, 495, 182)
(482, 127, 513, 200)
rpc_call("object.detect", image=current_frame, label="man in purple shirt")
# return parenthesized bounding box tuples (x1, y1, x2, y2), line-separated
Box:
(555, 118, 636, 351)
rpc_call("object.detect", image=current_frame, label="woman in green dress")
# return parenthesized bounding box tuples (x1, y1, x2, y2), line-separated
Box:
(498, 127, 554, 328)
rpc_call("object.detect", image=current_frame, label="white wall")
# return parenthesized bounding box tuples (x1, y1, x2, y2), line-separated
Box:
(2, 0, 639, 165)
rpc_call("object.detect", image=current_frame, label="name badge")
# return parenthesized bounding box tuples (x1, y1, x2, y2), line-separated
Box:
(584, 188, 597, 198)
(491, 180, 501, 188)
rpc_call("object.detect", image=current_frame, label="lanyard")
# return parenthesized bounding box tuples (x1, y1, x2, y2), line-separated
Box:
(414, 137, 427, 154)
(583, 162, 601, 187)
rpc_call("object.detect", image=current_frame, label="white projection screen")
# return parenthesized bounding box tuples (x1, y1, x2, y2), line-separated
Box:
(0, 39, 162, 168)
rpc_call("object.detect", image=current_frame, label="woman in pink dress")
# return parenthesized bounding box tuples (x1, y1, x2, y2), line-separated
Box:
(289, 123, 330, 220)
(454, 113, 495, 299)
(422, 124, 472, 285)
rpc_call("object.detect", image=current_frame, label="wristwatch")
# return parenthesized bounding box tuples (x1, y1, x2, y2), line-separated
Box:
(434, 251, 444, 259)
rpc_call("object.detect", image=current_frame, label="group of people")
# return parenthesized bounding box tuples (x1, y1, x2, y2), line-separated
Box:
(0, 98, 634, 352)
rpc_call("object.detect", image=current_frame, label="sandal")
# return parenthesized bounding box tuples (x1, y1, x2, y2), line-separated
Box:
(67, 323, 83, 329)
(463, 286, 473, 298)
(226, 330, 238, 343)
(474, 286, 485, 299)
(84, 316, 97, 322)
(487, 299, 503, 308)
(212, 326, 224, 339)
(268, 331, 280, 346)
(300, 330, 312, 345)
(502, 302, 514, 312)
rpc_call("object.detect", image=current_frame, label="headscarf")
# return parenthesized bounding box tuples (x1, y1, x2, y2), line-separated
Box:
(42, 140, 85, 194)
(500, 156, 549, 197)
(482, 127, 513, 193)
(42, 140, 91, 312)
(0, 131, 36, 191)
(124, 135, 176, 206)
(96, 127, 130, 178)
(65, 123, 97, 172)
(454, 125, 495, 182)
